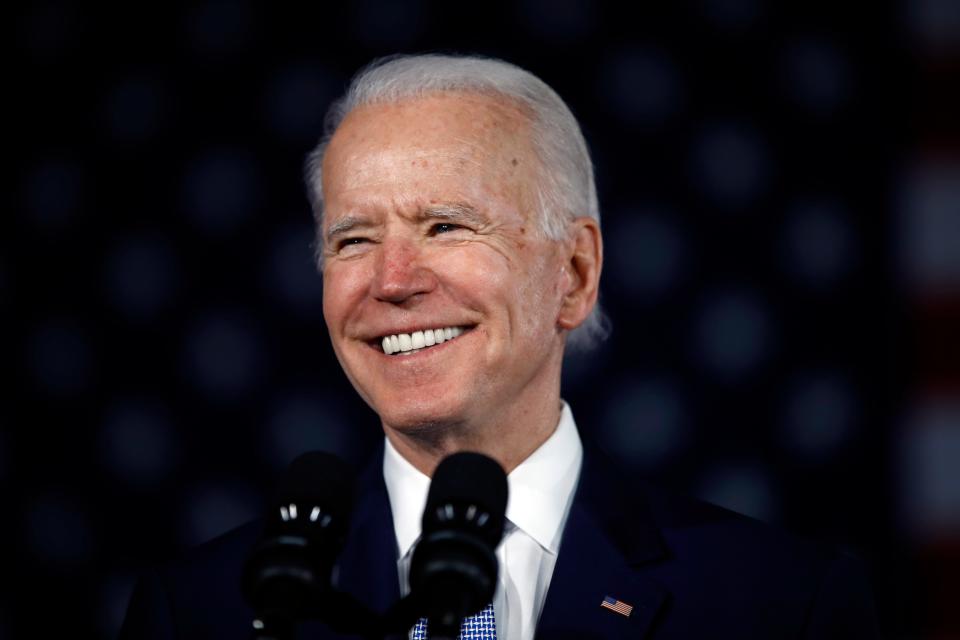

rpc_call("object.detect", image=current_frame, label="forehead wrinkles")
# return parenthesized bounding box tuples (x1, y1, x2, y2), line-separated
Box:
(324, 93, 542, 218)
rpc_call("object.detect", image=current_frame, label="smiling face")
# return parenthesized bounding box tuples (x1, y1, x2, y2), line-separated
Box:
(320, 92, 576, 459)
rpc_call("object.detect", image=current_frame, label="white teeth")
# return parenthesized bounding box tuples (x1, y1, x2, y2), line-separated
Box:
(378, 326, 467, 354)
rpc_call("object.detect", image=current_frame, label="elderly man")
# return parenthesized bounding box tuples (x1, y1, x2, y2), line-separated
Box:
(121, 55, 878, 639)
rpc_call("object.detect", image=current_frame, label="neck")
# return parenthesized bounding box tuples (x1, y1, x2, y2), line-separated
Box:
(382, 361, 563, 476)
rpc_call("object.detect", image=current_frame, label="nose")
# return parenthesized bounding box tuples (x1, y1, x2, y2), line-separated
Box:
(371, 236, 437, 304)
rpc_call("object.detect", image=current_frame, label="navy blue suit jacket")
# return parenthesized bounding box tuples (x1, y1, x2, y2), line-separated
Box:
(120, 446, 879, 639)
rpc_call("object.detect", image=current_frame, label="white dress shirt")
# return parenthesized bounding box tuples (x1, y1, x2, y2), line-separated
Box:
(383, 402, 583, 640)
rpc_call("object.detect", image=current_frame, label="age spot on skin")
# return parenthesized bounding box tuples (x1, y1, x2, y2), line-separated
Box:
(511, 158, 519, 166)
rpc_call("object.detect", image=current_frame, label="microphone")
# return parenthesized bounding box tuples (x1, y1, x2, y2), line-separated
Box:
(242, 451, 356, 639)
(408, 452, 508, 639)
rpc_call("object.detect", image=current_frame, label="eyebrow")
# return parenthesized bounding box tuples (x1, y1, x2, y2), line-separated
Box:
(325, 215, 374, 243)
(325, 203, 491, 244)
(421, 202, 490, 227)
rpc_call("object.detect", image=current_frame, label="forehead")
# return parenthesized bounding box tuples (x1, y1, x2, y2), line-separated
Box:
(321, 92, 540, 215)
(331, 91, 533, 154)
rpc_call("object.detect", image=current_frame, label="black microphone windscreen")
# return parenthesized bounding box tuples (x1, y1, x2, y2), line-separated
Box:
(424, 452, 508, 545)
(268, 451, 356, 539)
(243, 450, 357, 621)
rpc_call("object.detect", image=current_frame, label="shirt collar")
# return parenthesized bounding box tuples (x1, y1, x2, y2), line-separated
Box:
(505, 402, 582, 553)
(383, 435, 432, 560)
(383, 402, 583, 559)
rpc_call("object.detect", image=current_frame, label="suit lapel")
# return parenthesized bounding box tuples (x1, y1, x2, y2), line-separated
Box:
(536, 448, 670, 640)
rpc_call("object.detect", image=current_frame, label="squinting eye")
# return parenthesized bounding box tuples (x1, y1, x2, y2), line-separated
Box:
(337, 237, 369, 250)
(430, 223, 462, 235)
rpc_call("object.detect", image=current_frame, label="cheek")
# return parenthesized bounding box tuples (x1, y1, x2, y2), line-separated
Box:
(517, 256, 566, 331)
(431, 244, 509, 296)
(469, 252, 563, 338)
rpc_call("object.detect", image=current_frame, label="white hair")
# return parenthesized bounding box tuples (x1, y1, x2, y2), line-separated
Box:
(304, 53, 609, 350)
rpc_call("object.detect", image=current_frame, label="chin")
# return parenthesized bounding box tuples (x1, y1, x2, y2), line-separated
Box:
(373, 391, 471, 434)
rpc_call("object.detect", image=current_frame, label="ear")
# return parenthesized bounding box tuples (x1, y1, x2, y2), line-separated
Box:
(557, 216, 603, 331)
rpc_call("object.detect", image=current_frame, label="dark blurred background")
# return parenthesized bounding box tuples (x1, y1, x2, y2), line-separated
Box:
(9, 1, 960, 638)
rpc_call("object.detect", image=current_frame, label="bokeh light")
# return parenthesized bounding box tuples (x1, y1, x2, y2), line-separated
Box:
(693, 290, 772, 380)
(900, 401, 960, 538)
(780, 372, 858, 461)
(26, 321, 96, 396)
(906, 0, 960, 50)
(607, 207, 686, 302)
(781, 37, 851, 115)
(601, 47, 682, 130)
(264, 62, 339, 145)
(182, 311, 263, 399)
(692, 123, 771, 209)
(599, 376, 688, 470)
(100, 400, 179, 486)
(262, 222, 323, 315)
(781, 199, 857, 288)
(517, 0, 597, 42)
(899, 163, 960, 294)
(180, 148, 262, 233)
(103, 232, 180, 320)
(181, 0, 256, 57)
(264, 391, 359, 471)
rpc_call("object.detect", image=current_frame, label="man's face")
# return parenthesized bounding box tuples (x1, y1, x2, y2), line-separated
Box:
(320, 93, 571, 434)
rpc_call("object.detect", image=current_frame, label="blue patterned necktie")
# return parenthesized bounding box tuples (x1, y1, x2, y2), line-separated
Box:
(411, 602, 497, 640)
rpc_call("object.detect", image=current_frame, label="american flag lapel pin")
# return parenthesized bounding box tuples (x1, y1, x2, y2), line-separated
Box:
(600, 595, 634, 618)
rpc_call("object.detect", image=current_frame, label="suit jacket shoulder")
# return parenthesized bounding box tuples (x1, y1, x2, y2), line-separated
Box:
(119, 521, 262, 639)
(535, 445, 880, 639)
(119, 454, 400, 640)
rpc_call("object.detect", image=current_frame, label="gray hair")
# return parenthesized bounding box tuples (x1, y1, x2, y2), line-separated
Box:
(305, 53, 608, 350)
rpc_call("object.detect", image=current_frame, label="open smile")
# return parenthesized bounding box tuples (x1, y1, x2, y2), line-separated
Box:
(376, 325, 474, 355)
